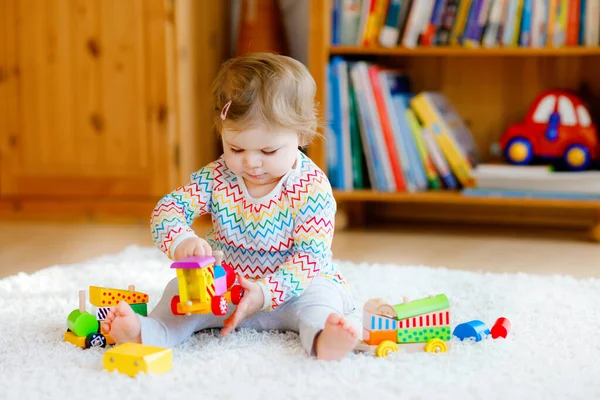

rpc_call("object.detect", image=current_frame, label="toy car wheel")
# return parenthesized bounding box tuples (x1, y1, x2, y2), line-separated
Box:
(211, 295, 228, 316)
(504, 137, 534, 165)
(375, 340, 398, 357)
(231, 284, 244, 305)
(563, 144, 591, 171)
(171, 295, 184, 316)
(424, 338, 448, 354)
(85, 332, 107, 349)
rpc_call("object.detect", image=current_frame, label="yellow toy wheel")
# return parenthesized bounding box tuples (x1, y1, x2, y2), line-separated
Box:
(424, 338, 448, 354)
(375, 340, 399, 357)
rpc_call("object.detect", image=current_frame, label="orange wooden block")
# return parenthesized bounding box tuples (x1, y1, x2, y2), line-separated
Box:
(363, 328, 397, 346)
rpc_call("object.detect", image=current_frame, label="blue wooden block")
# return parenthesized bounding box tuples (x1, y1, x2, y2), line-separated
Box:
(453, 320, 490, 342)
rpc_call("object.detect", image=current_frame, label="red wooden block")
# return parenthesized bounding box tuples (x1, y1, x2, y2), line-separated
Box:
(491, 317, 511, 339)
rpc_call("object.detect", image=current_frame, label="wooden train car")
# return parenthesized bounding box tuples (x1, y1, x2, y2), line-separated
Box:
(355, 294, 451, 357)
(65, 285, 148, 349)
(170, 251, 243, 316)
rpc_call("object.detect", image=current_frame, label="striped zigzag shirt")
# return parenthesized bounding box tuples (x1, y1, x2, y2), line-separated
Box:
(150, 151, 346, 311)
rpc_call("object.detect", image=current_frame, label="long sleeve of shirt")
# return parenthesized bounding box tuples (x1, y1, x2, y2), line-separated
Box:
(150, 151, 346, 307)
(150, 162, 216, 260)
(257, 168, 336, 311)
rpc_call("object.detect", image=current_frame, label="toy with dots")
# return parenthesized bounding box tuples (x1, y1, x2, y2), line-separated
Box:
(170, 250, 244, 316)
(64, 285, 149, 349)
(354, 294, 452, 357)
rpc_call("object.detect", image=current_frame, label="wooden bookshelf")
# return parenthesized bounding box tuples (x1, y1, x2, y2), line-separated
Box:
(307, 0, 600, 241)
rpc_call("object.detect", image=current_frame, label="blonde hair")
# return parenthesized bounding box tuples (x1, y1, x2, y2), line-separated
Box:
(211, 53, 319, 146)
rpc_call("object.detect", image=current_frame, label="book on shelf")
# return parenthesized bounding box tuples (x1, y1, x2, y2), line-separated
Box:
(325, 59, 478, 192)
(468, 163, 600, 198)
(330, 0, 600, 48)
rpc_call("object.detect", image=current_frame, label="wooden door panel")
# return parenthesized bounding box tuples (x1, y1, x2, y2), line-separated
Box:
(1, 0, 174, 198)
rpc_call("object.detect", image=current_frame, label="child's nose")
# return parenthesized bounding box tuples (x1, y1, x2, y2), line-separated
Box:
(244, 153, 262, 168)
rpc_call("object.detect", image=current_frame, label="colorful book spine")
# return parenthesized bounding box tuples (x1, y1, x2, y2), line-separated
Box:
(578, 0, 587, 45)
(566, 0, 581, 46)
(463, 0, 491, 47)
(584, 0, 599, 46)
(410, 92, 476, 188)
(405, 109, 441, 189)
(351, 62, 397, 191)
(362, 0, 390, 46)
(422, 127, 458, 189)
(421, 0, 447, 46)
(349, 63, 379, 190)
(436, 0, 462, 45)
(519, 0, 533, 46)
(483, 0, 507, 47)
(368, 66, 407, 191)
(347, 68, 366, 189)
(341, 0, 364, 45)
(450, 0, 473, 45)
(379, 0, 404, 47)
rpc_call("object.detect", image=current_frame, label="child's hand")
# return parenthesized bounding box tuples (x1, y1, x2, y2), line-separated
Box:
(173, 237, 212, 260)
(222, 276, 264, 336)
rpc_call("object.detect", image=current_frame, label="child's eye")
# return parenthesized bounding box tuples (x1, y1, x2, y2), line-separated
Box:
(262, 149, 277, 155)
(230, 148, 243, 154)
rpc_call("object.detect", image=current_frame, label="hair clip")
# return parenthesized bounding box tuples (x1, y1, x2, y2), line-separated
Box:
(221, 100, 232, 121)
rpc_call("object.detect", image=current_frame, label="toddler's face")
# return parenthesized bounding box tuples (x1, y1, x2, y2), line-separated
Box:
(221, 124, 299, 188)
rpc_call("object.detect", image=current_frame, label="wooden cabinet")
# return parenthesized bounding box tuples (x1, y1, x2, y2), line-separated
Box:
(0, 0, 229, 220)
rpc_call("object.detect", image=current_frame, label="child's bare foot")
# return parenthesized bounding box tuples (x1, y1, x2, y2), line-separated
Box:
(101, 301, 142, 344)
(315, 313, 358, 361)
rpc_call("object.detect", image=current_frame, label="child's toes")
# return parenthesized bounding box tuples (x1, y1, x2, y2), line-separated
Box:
(326, 313, 343, 326)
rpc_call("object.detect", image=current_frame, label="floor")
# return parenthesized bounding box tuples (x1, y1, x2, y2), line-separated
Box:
(1, 221, 599, 279)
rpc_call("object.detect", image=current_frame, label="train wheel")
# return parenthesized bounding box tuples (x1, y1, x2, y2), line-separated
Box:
(171, 295, 184, 315)
(85, 332, 107, 349)
(212, 295, 228, 316)
(375, 340, 398, 358)
(424, 338, 448, 354)
(231, 285, 244, 305)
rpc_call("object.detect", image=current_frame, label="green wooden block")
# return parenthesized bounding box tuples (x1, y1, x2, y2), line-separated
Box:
(393, 294, 450, 320)
(131, 303, 147, 316)
(396, 326, 451, 344)
(67, 309, 99, 337)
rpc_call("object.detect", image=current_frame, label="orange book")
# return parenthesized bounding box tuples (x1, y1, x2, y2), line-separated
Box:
(565, 0, 581, 46)
(362, 0, 390, 46)
(367, 66, 407, 191)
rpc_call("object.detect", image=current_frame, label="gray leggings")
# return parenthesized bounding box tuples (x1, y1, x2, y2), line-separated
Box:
(138, 276, 355, 355)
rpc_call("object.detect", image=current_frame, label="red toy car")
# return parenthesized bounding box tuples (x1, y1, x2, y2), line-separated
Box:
(499, 90, 598, 171)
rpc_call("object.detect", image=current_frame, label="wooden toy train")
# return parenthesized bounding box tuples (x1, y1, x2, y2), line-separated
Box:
(64, 285, 149, 349)
(355, 294, 451, 357)
(170, 251, 244, 316)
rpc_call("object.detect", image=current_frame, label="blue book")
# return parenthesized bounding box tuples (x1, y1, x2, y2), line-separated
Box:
(519, 0, 533, 46)
(326, 57, 346, 189)
(579, 0, 587, 45)
(462, 188, 600, 200)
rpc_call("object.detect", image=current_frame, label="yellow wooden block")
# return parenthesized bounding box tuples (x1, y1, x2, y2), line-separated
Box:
(64, 331, 86, 348)
(64, 331, 115, 348)
(103, 343, 172, 377)
(89, 286, 149, 307)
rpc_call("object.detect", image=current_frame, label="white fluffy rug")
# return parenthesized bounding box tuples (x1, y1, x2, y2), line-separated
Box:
(1, 246, 599, 400)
